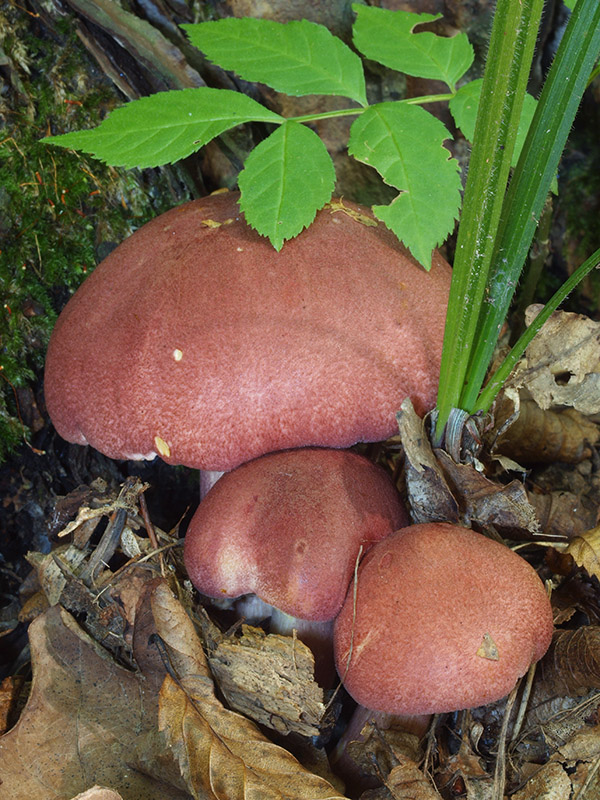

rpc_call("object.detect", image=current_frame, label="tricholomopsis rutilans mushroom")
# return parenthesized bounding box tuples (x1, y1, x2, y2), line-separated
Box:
(184, 447, 409, 684)
(44, 191, 451, 473)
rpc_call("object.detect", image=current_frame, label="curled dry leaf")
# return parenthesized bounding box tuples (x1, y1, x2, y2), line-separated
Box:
(521, 306, 600, 415)
(541, 627, 600, 696)
(510, 762, 572, 800)
(492, 394, 598, 465)
(566, 525, 600, 581)
(395, 398, 459, 524)
(434, 450, 540, 537)
(150, 582, 349, 800)
(345, 724, 441, 800)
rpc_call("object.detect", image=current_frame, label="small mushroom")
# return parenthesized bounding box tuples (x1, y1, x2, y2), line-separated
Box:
(184, 447, 408, 682)
(334, 522, 553, 715)
(44, 191, 451, 472)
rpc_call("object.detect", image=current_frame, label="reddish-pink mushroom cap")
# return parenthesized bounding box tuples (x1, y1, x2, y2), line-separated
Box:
(334, 523, 553, 715)
(183, 447, 409, 622)
(44, 191, 451, 471)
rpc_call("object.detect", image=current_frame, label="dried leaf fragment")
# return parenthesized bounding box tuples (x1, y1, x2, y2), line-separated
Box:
(566, 526, 600, 581)
(207, 622, 326, 737)
(542, 627, 600, 696)
(492, 394, 598, 465)
(435, 449, 540, 536)
(396, 399, 458, 524)
(0, 605, 186, 800)
(521, 306, 600, 415)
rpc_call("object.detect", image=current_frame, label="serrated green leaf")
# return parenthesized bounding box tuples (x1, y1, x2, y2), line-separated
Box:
(238, 121, 335, 250)
(352, 4, 474, 90)
(450, 79, 538, 167)
(42, 88, 283, 168)
(183, 18, 367, 106)
(348, 102, 461, 268)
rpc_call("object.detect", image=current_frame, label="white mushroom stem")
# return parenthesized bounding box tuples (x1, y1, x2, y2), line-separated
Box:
(199, 470, 224, 500)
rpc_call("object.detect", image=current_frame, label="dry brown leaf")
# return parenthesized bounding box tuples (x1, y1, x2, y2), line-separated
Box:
(0, 604, 189, 800)
(566, 526, 600, 580)
(396, 399, 459, 524)
(150, 583, 349, 800)
(205, 620, 326, 737)
(363, 760, 441, 800)
(435, 450, 540, 537)
(511, 762, 572, 800)
(492, 394, 598, 465)
(520, 306, 600, 415)
(69, 789, 124, 800)
(541, 628, 600, 696)
(527, 490, 597, 540)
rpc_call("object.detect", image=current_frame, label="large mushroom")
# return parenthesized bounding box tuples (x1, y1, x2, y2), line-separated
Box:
(184, 446, 409, 682)
(44, 191, 451, 472)
(334, 522, 554, 715)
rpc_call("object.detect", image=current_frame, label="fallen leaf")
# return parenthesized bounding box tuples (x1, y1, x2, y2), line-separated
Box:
(150, 582, 349, 800)
(541, 628, 600, 696)
(435, 450, 540, 536)
(521, 306, 600, 415)
(566, 526, 600, 580)
(527, 490, 597, 541)
(511, 761, 572, 800)
(70, 789, 124, 800)
(492, 394, 598, 465)
(0, 604, 189, 800)
(365, 761, 442, 800)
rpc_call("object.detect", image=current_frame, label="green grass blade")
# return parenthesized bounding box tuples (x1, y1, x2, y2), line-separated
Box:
(434, 0, 545, 442)
(475, 246, 600, 413)
(460, 0, 600, 412)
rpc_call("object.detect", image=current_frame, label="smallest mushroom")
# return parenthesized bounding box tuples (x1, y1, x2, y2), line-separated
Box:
(184, 447, 408, 682)
(334, 522, 554, 715)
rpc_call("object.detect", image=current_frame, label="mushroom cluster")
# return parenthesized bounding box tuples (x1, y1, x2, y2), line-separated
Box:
(44, 190, 553, 764)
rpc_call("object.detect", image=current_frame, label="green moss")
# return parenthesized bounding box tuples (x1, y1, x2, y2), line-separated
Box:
(0, 7, 175, 460)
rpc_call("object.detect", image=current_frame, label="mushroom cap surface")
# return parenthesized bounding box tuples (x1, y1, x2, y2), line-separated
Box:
(44, 192, 451, 470)
(183, 448, 409, 621)
(334, 523, 554, 715)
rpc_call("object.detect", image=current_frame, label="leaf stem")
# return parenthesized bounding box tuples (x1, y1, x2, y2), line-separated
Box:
(286, 93, 455, 125)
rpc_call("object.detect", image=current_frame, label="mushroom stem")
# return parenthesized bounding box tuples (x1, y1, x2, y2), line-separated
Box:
(330, 705, 432, 793)
(270, 608, 336, 687)
(234, 596, 336, 686)
(199, 470, 224, 500)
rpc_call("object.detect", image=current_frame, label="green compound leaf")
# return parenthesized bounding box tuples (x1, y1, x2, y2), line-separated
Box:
(238, 121, 336, 251)
(183, 18, 367, 106)
(352, 4, 474, 90)
(349, 102, 461, 269)
(42, 88, 283, 168)
(450, 79, 538, 167)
